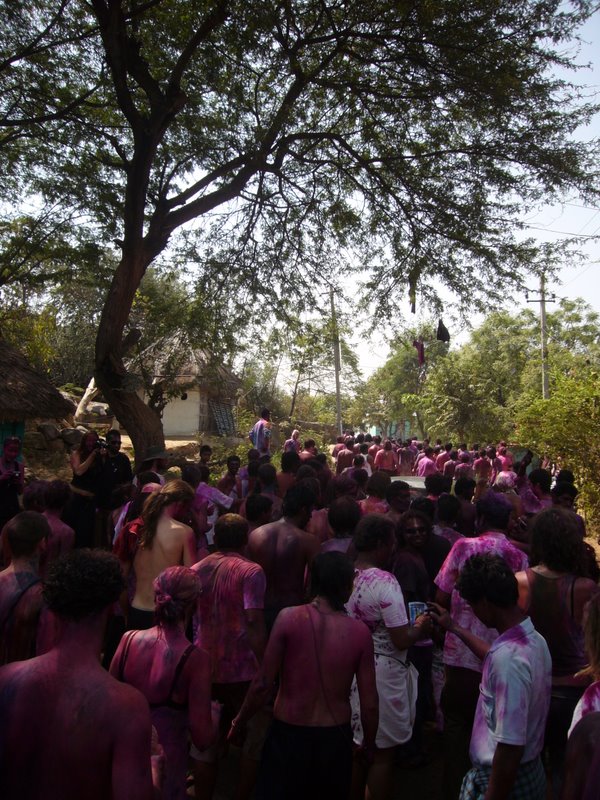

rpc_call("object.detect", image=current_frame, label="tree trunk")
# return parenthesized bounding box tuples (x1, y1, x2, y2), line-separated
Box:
(94, 250, 166, 469)
(74, 378, 100, 421)
(96, 380, 165, 469)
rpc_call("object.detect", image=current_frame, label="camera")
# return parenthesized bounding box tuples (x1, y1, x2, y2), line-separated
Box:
(13, 470, 21, 479)
(94, 438, 108, 450)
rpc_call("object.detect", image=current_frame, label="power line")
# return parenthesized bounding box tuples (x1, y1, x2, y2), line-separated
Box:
(576, 209, 600, 235)
(522, 224, 599, 238)
(560, 261, 600, 287)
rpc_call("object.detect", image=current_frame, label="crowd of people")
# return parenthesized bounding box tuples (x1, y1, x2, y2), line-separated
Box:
(0, 419, 599, 800)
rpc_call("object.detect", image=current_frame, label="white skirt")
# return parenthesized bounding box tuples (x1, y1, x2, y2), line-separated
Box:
(350, 652, 418, 748)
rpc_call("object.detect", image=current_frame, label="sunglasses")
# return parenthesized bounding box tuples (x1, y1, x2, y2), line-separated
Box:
(404, 526, 427, 534)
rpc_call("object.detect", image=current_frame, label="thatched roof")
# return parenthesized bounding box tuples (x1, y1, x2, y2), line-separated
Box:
(0, 339, 75, 422)
(128, 333, 242, 399)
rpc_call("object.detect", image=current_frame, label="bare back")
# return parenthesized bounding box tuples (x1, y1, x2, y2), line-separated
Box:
(110, 627, 213, 752)
(247, 520, 319, 615)
(0, 653, 153, 800)
(0, 568, 44, 665)
(133, 517, 196, 610)
(270, 604, 376, 726)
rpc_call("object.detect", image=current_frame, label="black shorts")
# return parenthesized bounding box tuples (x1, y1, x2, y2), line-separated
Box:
(255, 718, 353, 800)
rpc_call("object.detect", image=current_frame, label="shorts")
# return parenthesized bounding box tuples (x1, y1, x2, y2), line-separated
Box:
(255, 718, 353, 800)
(460, 757, 546, 800)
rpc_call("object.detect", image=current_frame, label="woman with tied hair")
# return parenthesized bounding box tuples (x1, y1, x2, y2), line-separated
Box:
(515, 506, 600, 796)
(111, 566, 214, 800)
(126, 480, 197, 631)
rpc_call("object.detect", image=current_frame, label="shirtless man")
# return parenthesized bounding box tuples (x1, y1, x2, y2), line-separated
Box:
(229, 551, 378, 800)
(336, 437, 355, 475)
(276, 450, 300, 498)
(0, 511, 49, 665)
(128, 480, 197, 630)
(243, 494, 273, 535)
(0, 549, 157, 800)
(41, 480, 75, 575)
(247, 483, 320, 632)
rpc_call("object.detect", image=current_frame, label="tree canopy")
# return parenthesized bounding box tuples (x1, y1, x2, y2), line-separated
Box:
(1, 0, 598, 452)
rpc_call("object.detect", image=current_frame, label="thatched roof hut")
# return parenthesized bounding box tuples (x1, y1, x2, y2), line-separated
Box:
(0, 339, 75, 423)
(127, 333, 242, 437)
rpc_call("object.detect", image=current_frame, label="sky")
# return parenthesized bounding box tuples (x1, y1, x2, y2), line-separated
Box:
(349, 8, 600, 377)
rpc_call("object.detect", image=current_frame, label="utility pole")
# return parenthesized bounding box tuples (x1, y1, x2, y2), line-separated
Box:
(330, 286, 343, 435)
(526, 274, 555, 400)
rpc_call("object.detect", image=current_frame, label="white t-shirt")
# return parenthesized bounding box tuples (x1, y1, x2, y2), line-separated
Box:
(346, 567, 408, 658)
(469, 617, 551, 767)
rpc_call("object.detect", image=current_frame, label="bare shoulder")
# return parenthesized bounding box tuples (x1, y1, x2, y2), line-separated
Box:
(300, 528, 321, 550)
(170, 518, 193, 537)
(248, 522, 278, 546)
(344, 614, 374, 645)
(0, 658, 28, 691)
(275, 605, 303, 625)
(186, 643, 210, 672)
(248, 523, 271, 542)
(105, 675, 151, 727)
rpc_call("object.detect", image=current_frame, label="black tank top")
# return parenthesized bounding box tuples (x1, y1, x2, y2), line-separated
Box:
(117, 630, 195, 710)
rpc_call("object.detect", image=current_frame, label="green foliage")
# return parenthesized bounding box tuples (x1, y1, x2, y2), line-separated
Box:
(350, 299, 600, 454)
(3, 0, 598, 312)
(419, 350, 512, 442)
(348, 322, 449, 436)
(516, 368, 600, 532)
(0, 305, 58, 372)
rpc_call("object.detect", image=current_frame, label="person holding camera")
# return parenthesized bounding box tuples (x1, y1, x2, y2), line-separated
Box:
(66, 430, 105, 548)
(0, 436, 25, 535)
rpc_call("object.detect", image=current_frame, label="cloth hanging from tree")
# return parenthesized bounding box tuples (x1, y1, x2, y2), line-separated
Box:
(412, 339, 425, 365)
(437, 320, 450, 343)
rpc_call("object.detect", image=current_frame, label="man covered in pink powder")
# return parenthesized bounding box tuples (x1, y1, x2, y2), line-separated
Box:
(431, 553, 551, 800)
(416, 446, 439, 477)
(434, 492, 528, 799)
(0, 549, 159, 800)
(192, 513, 267, 800)
(41, 480, 75, 574)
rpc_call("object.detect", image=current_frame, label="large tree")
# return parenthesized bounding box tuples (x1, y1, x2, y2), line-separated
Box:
(2, 0, 598, 456)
